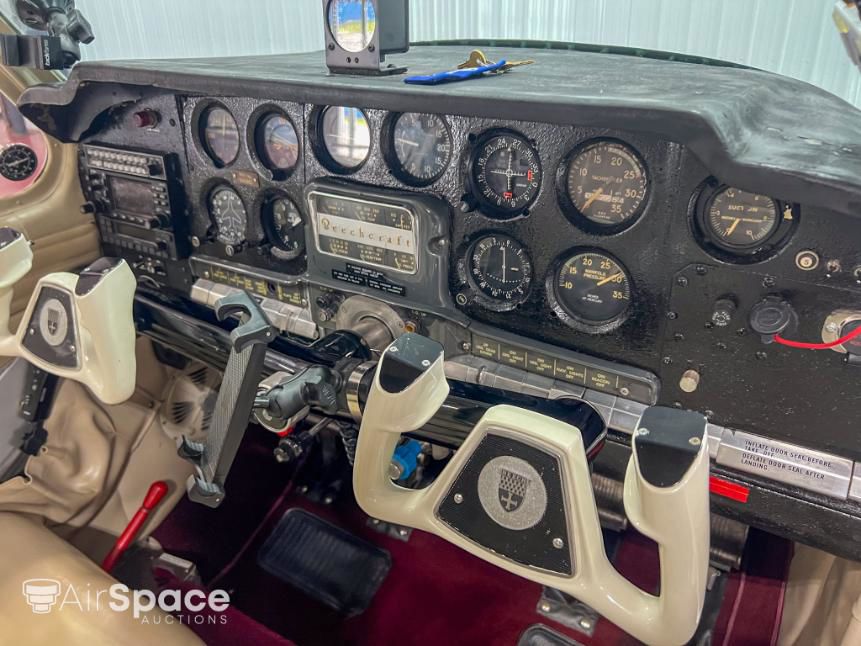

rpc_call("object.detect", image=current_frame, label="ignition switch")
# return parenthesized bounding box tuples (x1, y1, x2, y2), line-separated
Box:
(749, 296, 797, 343)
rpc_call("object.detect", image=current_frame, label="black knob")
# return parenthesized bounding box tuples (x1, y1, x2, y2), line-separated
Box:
(147, 162, 162, 176)
(711, 297, 737, 328)
(80, 202, 97, 215)
(749, 296, 797, 341)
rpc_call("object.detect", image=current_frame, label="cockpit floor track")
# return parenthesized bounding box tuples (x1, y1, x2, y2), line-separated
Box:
(153, 430, 792, 645)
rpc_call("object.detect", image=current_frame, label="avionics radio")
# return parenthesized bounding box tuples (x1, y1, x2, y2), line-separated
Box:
(80, 144, 187, 260)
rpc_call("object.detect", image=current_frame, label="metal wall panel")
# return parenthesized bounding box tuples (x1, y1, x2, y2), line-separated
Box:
(74, 0, 861, 107)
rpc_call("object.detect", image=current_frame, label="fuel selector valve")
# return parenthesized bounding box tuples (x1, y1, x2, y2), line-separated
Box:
(353, 333, 710, 646)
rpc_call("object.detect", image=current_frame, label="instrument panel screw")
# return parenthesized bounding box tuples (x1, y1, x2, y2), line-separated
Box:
(755, 351, 768, 361)
(539, 602, 552, 613)
(689, 436, 702, 446)
(421, 359, 431, 367)
(460, 342, 472, 352)
(456, 293, 468, 306)
(762, 276, 776, 288)
(552, 537, 564, 549)
(674, 333, 685, 341)
(398, 528, 408, 537)
(328, 43, 335, 50)
(662, 356, 673, 365)
(826, 322, 840, 333)
(695, 265, 708, 276)
(619, 387, 630, 397)
(637, 428, 650, 436)
(454, 493, 464, 504)
(666, 311, 678, 320)
(826, 259, 842, 275)
(191, 236, 201, 248)
(676, 276, 689, 287)
(579, 619, 593, 631)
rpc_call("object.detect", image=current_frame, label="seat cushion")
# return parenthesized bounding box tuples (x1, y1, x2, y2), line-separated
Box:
(0, 512, 202, 645)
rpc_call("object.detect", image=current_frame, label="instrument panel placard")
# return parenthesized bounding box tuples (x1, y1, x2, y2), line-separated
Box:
(309, 191, 418, 275)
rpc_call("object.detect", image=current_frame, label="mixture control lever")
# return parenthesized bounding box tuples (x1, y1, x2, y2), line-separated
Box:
(182, 291, 274, 508)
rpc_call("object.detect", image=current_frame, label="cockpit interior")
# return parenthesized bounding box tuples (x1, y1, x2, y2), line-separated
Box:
(0, 1, 860, 645)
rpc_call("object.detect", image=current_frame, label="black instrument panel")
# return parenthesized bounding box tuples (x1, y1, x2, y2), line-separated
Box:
(154, 96, 861, 459)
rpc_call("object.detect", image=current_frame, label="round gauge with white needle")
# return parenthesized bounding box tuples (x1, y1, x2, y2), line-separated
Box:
(466, 234, 533, 308)
(388, 113, 453, 185)
(470, 130, 542, 218)
(208, 186, 247, 247)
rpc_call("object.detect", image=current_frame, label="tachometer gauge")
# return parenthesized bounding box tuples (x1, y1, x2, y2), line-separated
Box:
(262, 195, 305, 261)
(549, 251, 631, 331)
(564, 140, 648, 229)
(256, 113, 299, 175)
(208, 186, 247, 247)
(706, 187, 779, 248)
(470, 130, 542, 218)
(467, 234, 533, 308)
(388, 113, 452, 185)
(200, 106, 240, 167)
(319, 106, 371, 171)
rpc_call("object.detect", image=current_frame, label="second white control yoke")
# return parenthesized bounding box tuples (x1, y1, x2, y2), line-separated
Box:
(354, 334, 710, 646)
(0, 228, 137, 405)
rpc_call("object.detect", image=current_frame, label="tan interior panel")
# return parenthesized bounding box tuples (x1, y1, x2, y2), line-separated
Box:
(0, 339, 193, 561)
(0, 60, 99, 338)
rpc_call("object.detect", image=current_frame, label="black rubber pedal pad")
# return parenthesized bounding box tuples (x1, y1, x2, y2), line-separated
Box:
(258, 508, 392, 616)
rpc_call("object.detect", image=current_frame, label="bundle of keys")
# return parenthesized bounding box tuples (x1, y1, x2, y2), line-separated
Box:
(404, 49, 535, 85)
(457, 49, 536, 74)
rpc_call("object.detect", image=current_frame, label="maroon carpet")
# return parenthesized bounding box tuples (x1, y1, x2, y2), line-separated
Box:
(154, 430, 792, 645)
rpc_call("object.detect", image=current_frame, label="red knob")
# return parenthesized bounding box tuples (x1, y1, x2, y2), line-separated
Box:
(142, 481, 169, 510)
(133, 110, 160, 129)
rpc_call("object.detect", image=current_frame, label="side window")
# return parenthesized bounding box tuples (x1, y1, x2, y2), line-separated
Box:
(0, 94, 48, 198)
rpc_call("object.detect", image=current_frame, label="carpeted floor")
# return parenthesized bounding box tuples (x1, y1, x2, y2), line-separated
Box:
(153, 428, 793, 646)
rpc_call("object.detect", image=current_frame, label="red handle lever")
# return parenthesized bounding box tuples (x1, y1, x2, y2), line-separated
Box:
(102, 481, 169, 573)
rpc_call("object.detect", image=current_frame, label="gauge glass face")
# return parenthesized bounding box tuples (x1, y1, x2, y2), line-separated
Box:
(209, 186, 247, 246)
(472, 132, 542, 215)
(321, 106, 371, 170)
(257, 114, 299, 172)
(553, 252, 631, 325)
(566, 140, 648, 227)
(391, 113, 452, 183)
(201, 107, 240, 166)
(327, 0, 376, 53)
(0, 144, 38, 181)
(707, 187, 779, 248)
(468, 234, 533, 303)
(264, 196, 306, 260)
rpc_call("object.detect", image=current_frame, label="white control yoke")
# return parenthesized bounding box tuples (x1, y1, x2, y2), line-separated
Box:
(0, 228, 137, 405)
(354, 334, 710, 646)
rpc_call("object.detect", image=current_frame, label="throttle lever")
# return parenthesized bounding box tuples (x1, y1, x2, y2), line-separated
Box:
(182, 291, 274, 508)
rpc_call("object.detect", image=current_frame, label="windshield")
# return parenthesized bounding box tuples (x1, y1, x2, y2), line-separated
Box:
(8, 0, 861, 107)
